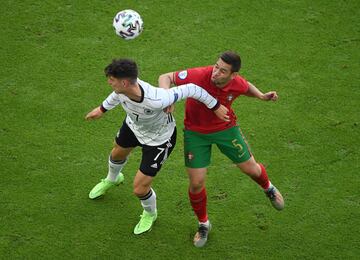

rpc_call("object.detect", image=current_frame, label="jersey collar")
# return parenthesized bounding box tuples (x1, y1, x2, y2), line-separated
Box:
(129, 83, 145, 103)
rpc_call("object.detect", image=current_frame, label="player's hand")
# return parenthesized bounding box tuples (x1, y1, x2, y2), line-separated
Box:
(163, 104, 175, 114)
(263, 91, 278, 101)
(214, 104, 230, 122)
(85, 106, 104, 120)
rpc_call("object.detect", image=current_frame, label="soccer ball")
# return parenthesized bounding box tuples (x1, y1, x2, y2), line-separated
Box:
(113, 9, 143, 40)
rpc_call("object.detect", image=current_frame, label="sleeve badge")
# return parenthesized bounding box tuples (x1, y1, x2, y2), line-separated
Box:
(178, 70, 188, 80)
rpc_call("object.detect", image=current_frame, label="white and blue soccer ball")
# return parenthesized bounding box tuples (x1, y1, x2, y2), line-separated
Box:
(113, 9, 143, 40)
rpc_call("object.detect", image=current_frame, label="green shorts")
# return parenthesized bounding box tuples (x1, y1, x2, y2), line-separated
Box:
(184, 126, 252, 168)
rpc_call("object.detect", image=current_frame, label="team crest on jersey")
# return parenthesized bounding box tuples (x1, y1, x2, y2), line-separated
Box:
(187, 152, 194, 161)
(227, 94, 234, 102)
(144, 108, 154, 115)
(178, 70, 188, 80)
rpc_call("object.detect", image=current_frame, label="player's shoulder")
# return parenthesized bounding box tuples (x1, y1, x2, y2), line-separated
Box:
(175, 65, 211, 82)
(234, 74, 248, 84)
(187, 65, 212, 75)
(232, 74, 249, 92)
(138, 78, 160, 95)
(137, 78, 154, 89)
(137, 78, 166, 102)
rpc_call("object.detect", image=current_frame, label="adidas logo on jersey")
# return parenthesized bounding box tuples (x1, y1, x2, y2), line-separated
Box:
(150, 163, 158, 169)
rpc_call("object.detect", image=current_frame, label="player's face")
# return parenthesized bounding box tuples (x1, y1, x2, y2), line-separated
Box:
(107, 76, 126, 93)
(211, 58, 236, 87)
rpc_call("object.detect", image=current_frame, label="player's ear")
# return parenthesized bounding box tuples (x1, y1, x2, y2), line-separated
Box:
(123, 79, 130, 87)
(230, 72, 237, 80)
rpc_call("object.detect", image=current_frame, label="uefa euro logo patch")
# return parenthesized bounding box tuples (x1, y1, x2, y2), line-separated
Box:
(178, 70, 188, 80)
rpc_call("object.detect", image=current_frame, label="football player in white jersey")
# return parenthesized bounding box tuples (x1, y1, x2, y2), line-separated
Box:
(85, 58, 229, 235)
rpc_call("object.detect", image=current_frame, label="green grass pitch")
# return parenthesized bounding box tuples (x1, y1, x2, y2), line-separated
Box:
(1, 0, 359, 259)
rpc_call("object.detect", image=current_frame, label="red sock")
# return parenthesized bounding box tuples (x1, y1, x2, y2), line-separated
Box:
(189, 188, 208, 223)
(252, 163, 270, 190)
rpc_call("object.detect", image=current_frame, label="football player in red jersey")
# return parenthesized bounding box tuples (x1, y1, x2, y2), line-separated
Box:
(158, 51, 284, 247)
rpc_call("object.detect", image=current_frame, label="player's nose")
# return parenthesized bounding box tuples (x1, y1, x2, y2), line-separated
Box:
(213, 70, 220, 77)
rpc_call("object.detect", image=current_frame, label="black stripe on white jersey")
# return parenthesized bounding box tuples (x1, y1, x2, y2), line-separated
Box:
(167, 114, 174, 124)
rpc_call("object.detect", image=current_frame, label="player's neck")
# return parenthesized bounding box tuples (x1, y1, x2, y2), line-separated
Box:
(125, 83, 142, 102)
(214, 82, 228, 89)
(212, 79, 231, 89)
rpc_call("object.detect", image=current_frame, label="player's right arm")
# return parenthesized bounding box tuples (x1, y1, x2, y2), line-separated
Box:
(158, 72, 176, 113)
(158, 72, 176, 89)
(85, 106, 104, 120)
(85, 91, 121, 120)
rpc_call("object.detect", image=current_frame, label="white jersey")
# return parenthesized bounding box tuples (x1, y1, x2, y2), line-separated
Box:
(102, 79, 218, 146)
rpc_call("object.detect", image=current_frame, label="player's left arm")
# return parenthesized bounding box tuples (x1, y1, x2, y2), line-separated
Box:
(245, 82, 278, 101)
(158, 83, 218, 109)
(154, 83, 229, 121)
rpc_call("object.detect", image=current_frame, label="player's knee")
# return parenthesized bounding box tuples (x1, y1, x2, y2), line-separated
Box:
(189, 181, 204, 193)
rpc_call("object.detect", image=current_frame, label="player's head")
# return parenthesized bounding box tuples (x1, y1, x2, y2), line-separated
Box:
(211, 51, 241, 87)
(105, 59, 138, 92)
(220, 51, 241, 72)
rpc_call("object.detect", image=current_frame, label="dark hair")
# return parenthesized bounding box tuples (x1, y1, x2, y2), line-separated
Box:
(104, 58, 138, 83)
(220, 51, 241, 72)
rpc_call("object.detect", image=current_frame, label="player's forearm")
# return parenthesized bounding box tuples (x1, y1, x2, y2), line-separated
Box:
(246, 82, 265, 100)
(158, 73, 174, 89)
(85, 106, 104, 120)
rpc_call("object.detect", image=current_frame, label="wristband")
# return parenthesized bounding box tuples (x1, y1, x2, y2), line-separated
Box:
(100, 105, 108, 113)
(211, 100, 220, 111)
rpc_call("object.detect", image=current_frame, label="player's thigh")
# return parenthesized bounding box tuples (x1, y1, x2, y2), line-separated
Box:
(215, 126, 252, 164)
(115, 120, 142, 148)
(184, 130, 212, 168)
(112, 121, 140, 159)
(140, 127, 177, 177)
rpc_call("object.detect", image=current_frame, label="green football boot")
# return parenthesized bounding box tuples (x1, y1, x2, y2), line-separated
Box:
(133, 210, 157, 235)
(88, 173, 124, 199)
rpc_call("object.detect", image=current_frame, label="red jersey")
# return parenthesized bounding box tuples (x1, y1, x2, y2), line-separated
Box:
(174, 66, 249, 134)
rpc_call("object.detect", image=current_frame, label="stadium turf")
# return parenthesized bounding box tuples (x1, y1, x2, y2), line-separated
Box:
(1, 0, 359, 258)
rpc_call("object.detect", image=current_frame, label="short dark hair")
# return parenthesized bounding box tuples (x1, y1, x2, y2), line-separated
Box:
(104, 58, 138, 83)
(220, 51, 241, 72)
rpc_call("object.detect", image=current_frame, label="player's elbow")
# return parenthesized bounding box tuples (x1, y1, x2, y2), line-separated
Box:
(158, 73, 167, 80)
(158, 72, 175, 87)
